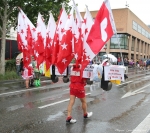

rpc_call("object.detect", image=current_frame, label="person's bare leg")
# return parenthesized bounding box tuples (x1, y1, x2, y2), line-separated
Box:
(25, 79, 29, 88)
(67, 95, 76, 117)
(80, 97, 87, 114)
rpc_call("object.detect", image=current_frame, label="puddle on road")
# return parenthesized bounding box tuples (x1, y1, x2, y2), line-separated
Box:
(7, 104, 24, 111)
(46, 111, 64, 121)
(0, 85, 67, 101)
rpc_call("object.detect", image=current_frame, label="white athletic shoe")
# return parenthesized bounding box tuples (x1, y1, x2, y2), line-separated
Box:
(84, 112, 93, 118)
(66, 118, 77, 124)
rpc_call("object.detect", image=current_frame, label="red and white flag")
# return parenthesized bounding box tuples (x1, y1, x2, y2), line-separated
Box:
(87, 0, 116, 57)
(34, 13, 46, 68)
(51, 7, 68, 65)
(80, 7, 94, 72)
(17, 10, 35, 68)
(56, 7, 75, 74)
(45, 13, 56, 70)
(19, 9, 36, 56)
(73, 1, 84, 65)
(82, 0, 116, 71)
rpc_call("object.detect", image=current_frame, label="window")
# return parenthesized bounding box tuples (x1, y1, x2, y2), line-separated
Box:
(145, 31, 149, 38)
(110, 34, 128, 49)
(132, 21, 137, 31)
(142, 28, 145, 36)
(138, 25, 142, 33)
(133, 22, 150, 38)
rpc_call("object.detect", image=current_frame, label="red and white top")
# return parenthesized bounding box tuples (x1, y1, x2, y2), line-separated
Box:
(69, 66, 87, 90)
(22, 64, 33, 79)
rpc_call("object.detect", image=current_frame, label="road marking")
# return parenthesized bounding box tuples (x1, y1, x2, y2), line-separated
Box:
(121, 83, 150, 99)
(117, 75, 150, 87)
(63, 89, 69, 91)
(116, 81, 133, 86)
(0, 87, 44, 96)
(38, 93, 91, 109)
(131, 113, 150, 133)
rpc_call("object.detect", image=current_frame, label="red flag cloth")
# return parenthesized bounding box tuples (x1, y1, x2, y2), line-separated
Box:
(17, 10, 35, 68)
(45, 13, 56, 70)
(34, 13, 46, 69)
(17, 32, 23, 52)
(80, 7, 94, 75)
(73, 3, 84, 65)
(86, 1, 114, 54)
(80, 0, 116, 76)
(51, 8, 68, 65)
(19, 9, 36, 56)
(56, 8, 75, 74)
(22, 49, 31, 68)
(17, 9, 36, 69)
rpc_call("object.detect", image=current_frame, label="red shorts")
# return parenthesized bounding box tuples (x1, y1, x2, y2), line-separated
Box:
(70, 88, 85, 98)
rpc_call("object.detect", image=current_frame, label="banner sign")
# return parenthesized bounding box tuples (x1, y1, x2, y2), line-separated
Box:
(82, 65, 94, 78)
(50, 66, 67, 76)
(104, 65, 125, 81)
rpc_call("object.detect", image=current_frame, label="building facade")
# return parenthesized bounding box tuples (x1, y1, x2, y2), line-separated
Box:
(81, 8, 150, 62)
(0, 27, 18, 60)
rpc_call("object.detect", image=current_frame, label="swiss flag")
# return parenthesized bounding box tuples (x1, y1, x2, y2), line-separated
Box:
(34, 13, 46, 68)
(56, 7, 75, 74)
(87, 0, 116, 54)
(73, 2, 84, 66)
(82, 0, 116, 72)
(51, 8, 68, 65)
(45, 13, 56, 70)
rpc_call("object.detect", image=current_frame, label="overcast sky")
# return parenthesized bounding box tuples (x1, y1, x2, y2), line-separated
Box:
(70, 0, 150, 25)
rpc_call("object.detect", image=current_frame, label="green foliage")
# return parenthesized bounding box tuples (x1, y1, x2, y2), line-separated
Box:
(0, 59, 20, 80)
(0, 71, 20, 81)
(5, 59, 16, 71)
(0, 0, 71, 32)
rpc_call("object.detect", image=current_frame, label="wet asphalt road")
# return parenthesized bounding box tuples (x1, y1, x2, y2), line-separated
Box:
(0, 68, 150, 133)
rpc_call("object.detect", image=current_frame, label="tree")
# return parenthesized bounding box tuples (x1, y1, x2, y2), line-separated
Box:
(0, 0, 71, 75)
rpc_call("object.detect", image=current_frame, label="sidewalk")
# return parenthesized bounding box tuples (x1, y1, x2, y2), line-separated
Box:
(0, 68, 149, 89)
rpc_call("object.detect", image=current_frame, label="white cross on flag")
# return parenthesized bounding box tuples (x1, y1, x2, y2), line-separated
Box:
(45, 13, 56, 70)
(56, 7, 75, 74)
(82, 0, 116, 72)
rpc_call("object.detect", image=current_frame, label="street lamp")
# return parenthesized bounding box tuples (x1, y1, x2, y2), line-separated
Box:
(125, 1, 129, 8)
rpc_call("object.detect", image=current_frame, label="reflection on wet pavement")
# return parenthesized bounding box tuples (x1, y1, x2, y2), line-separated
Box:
(46, 111, 64, 121)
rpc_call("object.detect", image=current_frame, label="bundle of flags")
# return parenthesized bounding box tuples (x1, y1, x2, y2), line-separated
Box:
(17, 0, 116, 77)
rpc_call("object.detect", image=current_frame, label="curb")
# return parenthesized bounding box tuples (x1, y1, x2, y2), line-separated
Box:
(124, 79, 150, 93)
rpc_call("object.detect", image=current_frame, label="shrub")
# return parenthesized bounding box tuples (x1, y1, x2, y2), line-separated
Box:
(0, 71, 20, 81)
(5, 59, 16, 71)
